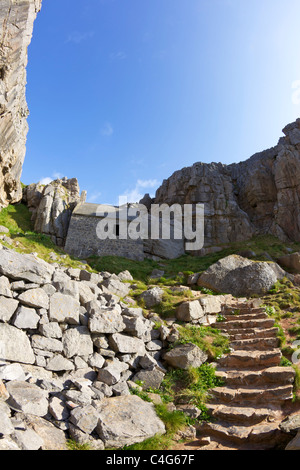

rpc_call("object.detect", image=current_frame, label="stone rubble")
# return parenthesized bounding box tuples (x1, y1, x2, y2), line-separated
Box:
(0, 244, 208, 450)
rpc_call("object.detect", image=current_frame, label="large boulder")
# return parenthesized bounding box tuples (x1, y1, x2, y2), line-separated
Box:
(0, 323, 35, 364)
(95, 395, 166, 448)
(197, 255, 282, 297)
(0, 246, 54, 284)
(163, 343, 208, 370)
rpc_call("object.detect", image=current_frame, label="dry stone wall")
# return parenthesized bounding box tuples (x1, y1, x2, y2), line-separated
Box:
(0, 244, 211, 450)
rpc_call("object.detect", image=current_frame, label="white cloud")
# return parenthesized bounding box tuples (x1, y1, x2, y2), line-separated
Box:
(66, 31, 95, 45)
(100, 122, 114, 137)
(87, 191, 102, 203)
(110, 51, 127, 61)
(38, 172, 66, 185)
(119, 179, 160, 204)
(39, 177, 52, 185)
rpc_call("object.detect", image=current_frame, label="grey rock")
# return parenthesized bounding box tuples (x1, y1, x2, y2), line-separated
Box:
(0, 276, 12, 297)
(138, 287, 164, 308)
(88, 306, 126, 334)
(0, 323, 35, 364)
(112, 380, 130, 396)
(96, 395, 166, 448)
(49, 396, 69, 421)
(46, 354, 75, 372)
(0, 296, 19, 322)
(6, 381, 48, 417)
(14, 413, 67, 450)
(132, 367, 165, 390)
(12, 428, 44, 450)
(0, 402, 14, 435)
(39, 322, 62, 339)
(49, 292, 80, 324)
(0, 363, 26, 382)
(12, 305, 40, 330)
(88, 353, 105, 370)
(97, 358, 129, 386)
(18, 287, 49, 309)
(70, 405, 99, 434)
(0, 437, 20, 450)
(62, 326, 94, 359)
(197, 255, 279, 297)
(31, 335, 63, 353)
(0, 247, 54, 284)
(109, 333, 146, 354)
(102, 278, 131, 298)
(176, 300, 204, 322)
(286, 430, 300, 450)
(163, 343, 208, 370)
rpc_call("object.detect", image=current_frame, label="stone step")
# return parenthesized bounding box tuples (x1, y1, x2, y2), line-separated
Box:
(228, 327, 279, 341)
(209, 384, 294, 405)
(230, 336, 279, 351)
(215, 366, 296, 387)
(218, 349, 282, 369)
(197, 420, 285, 448)
(222, 307, 267, 315)
(215, 318, 275, 331)
(223, 312, 268, 322)
(206, 403, 282, 425)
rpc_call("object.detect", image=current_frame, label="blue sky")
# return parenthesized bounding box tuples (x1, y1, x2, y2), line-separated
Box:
(22, 0, 300, 205)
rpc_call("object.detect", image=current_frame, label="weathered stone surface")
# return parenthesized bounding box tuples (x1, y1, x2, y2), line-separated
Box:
(153, 119, 300, 248)
(0, 296, 19, 322)
(18, 287, 49, 309)
(88, 306, 126, 334)
(46, 354, 75, 372)
(62, 326, 94, 358)
(97, 358, 129, 385)
(0, 401, 14, 435)
(6, 381, 48, 416)
(16, 413, 67, 450)
(12, 305, 40, 330)
(0, 0, 41, 208)
(132, 367, 165, 391)
(138, 287, 164, 308)
(197, 255, 279, 297)
(176, 300, 204, 322)
(24, 178, 84, 246)
(0, 276, 12, 297)
(70, 405, 99, 434)
(0, 323, 35, 364)
(0, 247, 54, 284)
(102, 278, 131, 298)
(163, 343, 208, 370)
(12, 428, 44, 450)
(0, 363, 26, 382)
(49, 293, 80, 324)
(31, 335, 63, 353)
(109, 333, 146, 354)
(96, 395, 166, 448)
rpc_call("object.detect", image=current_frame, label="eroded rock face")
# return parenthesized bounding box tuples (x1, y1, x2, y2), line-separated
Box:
(0, 0, 42, 208)
(23, 178, 86, 246)
(154, 118, 300, 248)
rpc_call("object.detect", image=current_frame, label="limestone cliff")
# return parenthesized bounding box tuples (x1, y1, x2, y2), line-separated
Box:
(0, 0, 41, 208)
(154, 118, 300, 249)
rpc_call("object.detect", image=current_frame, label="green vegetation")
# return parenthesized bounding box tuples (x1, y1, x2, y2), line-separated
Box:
(66, 439, 92, 451)
(0, 203, 93, 269)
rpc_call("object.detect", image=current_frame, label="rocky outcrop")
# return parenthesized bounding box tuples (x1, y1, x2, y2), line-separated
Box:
(23, 178, 86, 246)
(154, 118, 300, 249)
(0, 0, 41, 209)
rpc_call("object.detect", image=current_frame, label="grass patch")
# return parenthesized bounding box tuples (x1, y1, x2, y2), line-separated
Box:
(173, 324, 230, 361)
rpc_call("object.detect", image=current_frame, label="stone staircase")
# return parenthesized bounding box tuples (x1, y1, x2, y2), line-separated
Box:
(197, 300, 296, 450)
